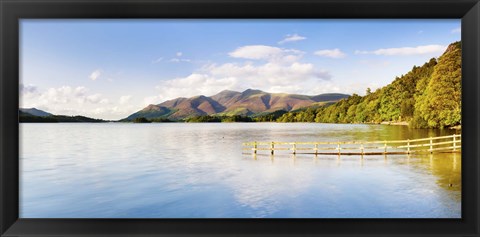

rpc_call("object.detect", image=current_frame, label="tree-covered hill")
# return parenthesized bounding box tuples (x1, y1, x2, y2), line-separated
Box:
(19, 109, 107, 123)
(275, 41, 461, 129)
(20, 108, 53, 117)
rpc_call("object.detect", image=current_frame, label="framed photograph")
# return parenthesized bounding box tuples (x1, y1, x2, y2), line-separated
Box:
(1, 0, 479, 236)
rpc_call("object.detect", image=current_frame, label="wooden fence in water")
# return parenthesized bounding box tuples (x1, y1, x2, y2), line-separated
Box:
(242, 134, 461, 155)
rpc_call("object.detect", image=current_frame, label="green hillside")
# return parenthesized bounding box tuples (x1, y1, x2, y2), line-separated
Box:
(274, 41, 461, 129)
(20, 109, 107, 123)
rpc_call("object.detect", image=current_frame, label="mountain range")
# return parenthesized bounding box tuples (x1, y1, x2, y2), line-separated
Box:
(125, 89, 349, 121)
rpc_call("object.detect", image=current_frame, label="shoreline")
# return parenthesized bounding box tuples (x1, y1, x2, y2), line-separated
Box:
(379, 121, 461, 130)
(19, 120, 462, 130)
(379, 121, 409, 126)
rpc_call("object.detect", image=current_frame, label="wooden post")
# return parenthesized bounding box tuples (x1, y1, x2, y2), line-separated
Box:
(407, 139, 410, 154)
(293, 143, 296, 154)
(384, 141, 387, 154)
(429, 137, 433, 153)
(253, 141, 257, 154)
(314, 144, 318, 155)
(453, 135, 456, 151)
(337, 142, 340, 155)
(271, 142, 274, 155)
(453, 153, 458, 169)
(361, 143, 364, 155)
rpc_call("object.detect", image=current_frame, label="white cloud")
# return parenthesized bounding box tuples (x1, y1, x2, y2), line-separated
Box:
(91, 106, 138, 118)
(229, 45, 282, 60)
(151, 57, 163, 64)
(169, 58, 191, 63)
(314, 48, 346, 59)
(147, 44, 331, 102)
(86, 94, 109, 104)
(119, 95, 132, 105)
(150, 74, 238, 102)
(20, 84, 38, 94)
(89, 69, 102, 81)
(355, 44, 447, 56)
(20, 86, 145, 120)
(204, 62, 330, 83)
(278, 34, 306, 44)
(168, 52, 192, 62)
(144, 95, 164, 105)
(451, 27, 461, 34)
(20, 85, 111, 116)
(135, 42, 366, 112)
(229, 45, 304, 63)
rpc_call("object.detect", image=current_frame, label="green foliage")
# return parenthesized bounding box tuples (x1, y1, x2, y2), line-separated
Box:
(19, 115, 58, 123)
(133, 117, 151, 123)
(126, 107, 175, 120)
(271, 41, 461, 129)
(221, 115, 253, 122)
(254, 110, 288, 122)
(185, 115, 221, 122)
(150, 118, 174, 123)
(19, 112, 106, 123)
(400, 98, 415, 118)
(413, 42, 461, 128)
(185, 115, 253, 123)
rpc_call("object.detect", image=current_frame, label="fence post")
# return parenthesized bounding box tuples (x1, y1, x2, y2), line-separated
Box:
(453, 135, 456, 151)
(407, 139, 410, 154)
(254, 141, 257, 154)
(271, 142, 274, 155)
(293, 143, 296, 154)
(337, 142, 341, 155)
(384, 141, 387, 154)
(429, 137, 433, 153)
(314, 143, 318, 155)
(361, 143, 364, 155)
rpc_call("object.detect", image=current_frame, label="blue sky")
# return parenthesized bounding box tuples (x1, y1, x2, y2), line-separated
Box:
(20, 19, 461, 120)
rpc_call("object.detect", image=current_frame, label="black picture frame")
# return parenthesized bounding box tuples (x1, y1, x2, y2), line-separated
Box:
(1, 0, 479, 236)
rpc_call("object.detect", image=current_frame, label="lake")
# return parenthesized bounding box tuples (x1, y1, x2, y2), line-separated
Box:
(19, 123, 461, 218)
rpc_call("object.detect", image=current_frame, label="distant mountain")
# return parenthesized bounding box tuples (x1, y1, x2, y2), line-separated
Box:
(20, 108, 52, 117)
(125, 89, 349, 121)
(19, 108, 106, 123)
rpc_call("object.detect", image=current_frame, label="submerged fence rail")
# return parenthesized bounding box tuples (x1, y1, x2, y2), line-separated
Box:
(242, 134, 461, 155)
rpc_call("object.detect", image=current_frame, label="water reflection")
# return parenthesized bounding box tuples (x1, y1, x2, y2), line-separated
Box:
(20, 123, 461, 218)
(245, 152, 461, 202)
(409, 153, 461, 198)
(238, 154, 460, 217)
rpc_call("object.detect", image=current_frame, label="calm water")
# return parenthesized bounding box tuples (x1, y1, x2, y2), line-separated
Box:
(20, 123, 461, 218)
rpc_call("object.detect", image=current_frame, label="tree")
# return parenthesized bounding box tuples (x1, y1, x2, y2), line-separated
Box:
(413, 42, 461, 128)
(133, 117, 151, 123)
